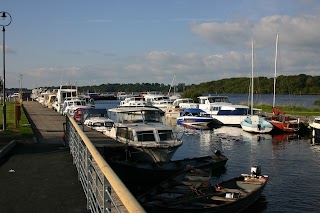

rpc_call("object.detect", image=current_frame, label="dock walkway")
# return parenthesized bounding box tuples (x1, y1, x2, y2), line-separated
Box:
(0, 101, 121, 213)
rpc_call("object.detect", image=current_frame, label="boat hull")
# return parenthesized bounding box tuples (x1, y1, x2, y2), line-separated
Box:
(241, 116, 273, 133)
(130, 145, 181, 163)
(210, 115, 248, 126)
(269, 120, 300, 132)
(104, 149, 228, 183)
(177, 117, 213, 126)
(139, 170, 269, 213)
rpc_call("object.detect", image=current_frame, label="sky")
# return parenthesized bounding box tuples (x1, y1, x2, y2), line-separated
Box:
(1, 0, 320, 89)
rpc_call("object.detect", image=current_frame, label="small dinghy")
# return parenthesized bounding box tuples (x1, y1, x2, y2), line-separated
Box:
(139, 166, 268, 213)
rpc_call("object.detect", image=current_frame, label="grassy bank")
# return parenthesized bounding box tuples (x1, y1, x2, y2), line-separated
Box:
(254, 104, 320, 117)
(0, 101, 34, 143)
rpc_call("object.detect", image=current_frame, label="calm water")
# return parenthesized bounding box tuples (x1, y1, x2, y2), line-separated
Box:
(95, 95, 320, 213)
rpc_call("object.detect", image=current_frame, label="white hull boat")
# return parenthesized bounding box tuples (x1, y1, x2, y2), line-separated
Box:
(105, 107, 183, 162)
(198, 95, 250, 125)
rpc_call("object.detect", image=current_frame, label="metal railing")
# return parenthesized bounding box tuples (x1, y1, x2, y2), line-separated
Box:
(65, 115, 145, 213)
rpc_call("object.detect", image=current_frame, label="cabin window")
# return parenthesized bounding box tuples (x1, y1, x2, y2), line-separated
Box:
(315, 120, 320, 124)
(143, 111, 160, 122)
(211, 107, 220, 111)
(137, 131, 155, 141)
(117, 128, 134, 141)
(92, 122, 103, 127)
(158, 130, 174, 141)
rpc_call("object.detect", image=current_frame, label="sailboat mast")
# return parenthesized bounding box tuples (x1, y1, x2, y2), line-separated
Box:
(251, 41, 254, 115)
(167, 73, 176, 96)
(273, 34, 279, 108)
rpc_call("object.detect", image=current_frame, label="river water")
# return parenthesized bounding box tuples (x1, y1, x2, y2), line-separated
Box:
(95, 95, 320, 213)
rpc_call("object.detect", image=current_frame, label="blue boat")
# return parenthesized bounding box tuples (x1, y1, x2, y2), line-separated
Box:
(177, 108, 214, 127)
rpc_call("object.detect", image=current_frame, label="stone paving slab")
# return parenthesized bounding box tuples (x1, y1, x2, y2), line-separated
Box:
(0, 101, 88, 213)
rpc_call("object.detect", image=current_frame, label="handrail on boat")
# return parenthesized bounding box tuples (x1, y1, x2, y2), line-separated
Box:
(67, 115, 146, 213)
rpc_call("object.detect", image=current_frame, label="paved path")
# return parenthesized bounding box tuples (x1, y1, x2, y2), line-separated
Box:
(0, 101, 88, 213)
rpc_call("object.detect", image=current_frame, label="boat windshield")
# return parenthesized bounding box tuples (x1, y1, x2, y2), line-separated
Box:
(158, 130, 174, 141)
(155, 96, 170, 101)
(208, 97, 230, 103)
(137, 131, 156, 141)
(117, 128, 134, 141)
(108, 109, 161, 123)
(142, 111, 161, 122)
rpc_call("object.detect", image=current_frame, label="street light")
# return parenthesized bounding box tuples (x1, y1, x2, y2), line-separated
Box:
(19, 74, 23, 104)
(1, 11, 12, 130)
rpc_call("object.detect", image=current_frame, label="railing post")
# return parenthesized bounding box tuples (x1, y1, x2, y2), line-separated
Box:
(66, 114, 146, 213)
(104, 176, 111, 212)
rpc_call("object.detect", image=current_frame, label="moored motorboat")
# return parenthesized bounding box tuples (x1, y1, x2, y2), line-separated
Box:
(139, 166, 268, 213)
(309, 117, 320, 144)
(165, 98, 199, 119)
(84, 117, 114, 133)
(104, 107, 183, 162)
(119, 96, 151, 107)
(267, 108, 300, 132)
(143, 93, 173, 112)
(104, 148, 228, 183)
(198, 95, 250, 126)
(177, 108, 214, 127)
(52, 85, 78, 113)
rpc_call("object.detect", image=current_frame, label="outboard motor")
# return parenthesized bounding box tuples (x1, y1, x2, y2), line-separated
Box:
(251, 165, 261, 177)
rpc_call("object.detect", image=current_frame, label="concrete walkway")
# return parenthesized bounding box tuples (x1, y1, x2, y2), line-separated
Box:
(0, 101, 88, 213)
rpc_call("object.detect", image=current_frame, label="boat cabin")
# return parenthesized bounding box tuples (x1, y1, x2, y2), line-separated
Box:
(116, 124, 175, 143)
(108, 107, 162, 123)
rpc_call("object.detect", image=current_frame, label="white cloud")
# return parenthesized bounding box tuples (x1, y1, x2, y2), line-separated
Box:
(191, 21, 253, 47)
(10, 14, 320, 89)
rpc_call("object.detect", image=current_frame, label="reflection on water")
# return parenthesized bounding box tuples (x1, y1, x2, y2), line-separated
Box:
(162, 118, 320, 213)
(97, 100, 320, 212)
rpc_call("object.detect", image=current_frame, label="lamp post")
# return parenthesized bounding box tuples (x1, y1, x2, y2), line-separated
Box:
(19, 74, 23, 104)
(1, 11, 12, 130)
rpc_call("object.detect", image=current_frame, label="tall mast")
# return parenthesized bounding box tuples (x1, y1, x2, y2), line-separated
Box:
(251, 41, 254, 115)
(167, 73, 176, 96)
(273, 34, 279, 108)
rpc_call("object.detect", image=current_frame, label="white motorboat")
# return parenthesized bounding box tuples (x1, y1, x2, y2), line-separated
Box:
(53, 85, 78, 113)
(198, 95, 250, 125)
(105, 107, 183, 163)
(143, 93, 173, 112)
(84, 117, 114, 133)
(177, 108, 213, 127)
(61, 98, 93, 116)
(165, 98, 198, 118)
(117, 91, 134, 100)
(119, 96, 151, 107)
(309, 117, 320, 143)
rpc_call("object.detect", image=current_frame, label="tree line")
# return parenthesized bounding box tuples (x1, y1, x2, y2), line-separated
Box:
(3, 74, 319, 99)
(181, 74, 320, 100)
(78, 83, 192, 95)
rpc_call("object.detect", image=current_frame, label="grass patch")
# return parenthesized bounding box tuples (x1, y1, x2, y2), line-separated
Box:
(0, 101, 34, 142)
(254, 104, 320, 116)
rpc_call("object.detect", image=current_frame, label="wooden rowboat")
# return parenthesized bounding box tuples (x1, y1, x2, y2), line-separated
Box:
(139, 166, 268, 213)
